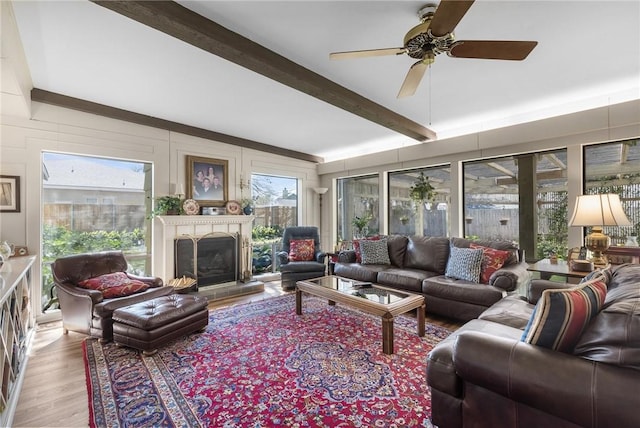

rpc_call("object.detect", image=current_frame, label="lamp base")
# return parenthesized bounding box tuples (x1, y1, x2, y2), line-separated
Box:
(585, 227, 610, 267)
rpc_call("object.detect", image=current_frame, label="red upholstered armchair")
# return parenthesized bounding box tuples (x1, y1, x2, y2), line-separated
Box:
(52, 251, 173, 341)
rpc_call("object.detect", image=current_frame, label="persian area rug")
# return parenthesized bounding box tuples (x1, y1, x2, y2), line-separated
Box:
(84, 294, 451, 427)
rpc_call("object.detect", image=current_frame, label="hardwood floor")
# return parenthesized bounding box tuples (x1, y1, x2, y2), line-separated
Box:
(12, 282, 460, 427)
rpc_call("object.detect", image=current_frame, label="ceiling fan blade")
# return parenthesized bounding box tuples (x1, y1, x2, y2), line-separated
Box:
(330, 47, 406, 60)
(449, 40, 538, 60)
(397, 60, 429, 98)
(429, 0, 475, 37)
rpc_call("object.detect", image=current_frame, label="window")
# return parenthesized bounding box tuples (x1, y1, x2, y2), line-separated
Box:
(41, 153, 151, 312)
(337, 175, 379, 244)
(536, 149, 569, 259)
(250, 173, 298, 274)
(584, 139, 640, 245)
(388, 166, 450, 236)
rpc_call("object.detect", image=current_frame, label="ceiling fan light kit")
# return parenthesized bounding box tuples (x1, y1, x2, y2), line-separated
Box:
(330, 0, 538, 98)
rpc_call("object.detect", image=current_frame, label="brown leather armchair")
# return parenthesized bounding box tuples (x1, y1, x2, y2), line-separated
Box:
(52, 251, 173, 341)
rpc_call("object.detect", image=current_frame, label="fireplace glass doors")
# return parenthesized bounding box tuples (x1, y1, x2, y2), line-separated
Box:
(175, 234, 238, 288)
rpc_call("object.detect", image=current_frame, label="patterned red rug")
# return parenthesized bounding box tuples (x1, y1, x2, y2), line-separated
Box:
(83, 294, 451, 427)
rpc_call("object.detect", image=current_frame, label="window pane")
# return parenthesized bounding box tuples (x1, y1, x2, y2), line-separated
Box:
(250, 173, 298, 274)
(337, 175, 379, 244)
(584, 139, 640, 245)
(42, 152, 151, 312)
(464, 157, 519, 242)
(536, 150, 568, 259)
(388, 166, 450, 236)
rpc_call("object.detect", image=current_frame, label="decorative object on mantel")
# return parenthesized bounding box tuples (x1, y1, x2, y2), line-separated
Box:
(0, 175, 20, 212)
(225, 200, 242, 215)
(182, 199, 200, 216)
(186, 155, 228, 207)
(150, 195, 184, 217)
(409, 171, 435, 206)
(241, 198, 254, 215)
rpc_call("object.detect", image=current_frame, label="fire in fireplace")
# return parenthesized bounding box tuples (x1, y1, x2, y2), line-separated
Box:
(174, 233, 239, 289)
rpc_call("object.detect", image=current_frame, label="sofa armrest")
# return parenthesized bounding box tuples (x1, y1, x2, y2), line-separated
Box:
(528, 279, 577, 304)
(127, 273, 163, 287)
(337, 250, 356, 263)
(488, 261, 531, 292)
(315, 251, 327, 263)
(454, 331, 640, 428)
(276, 250, 290, 265)
(55, 281, 104, 304)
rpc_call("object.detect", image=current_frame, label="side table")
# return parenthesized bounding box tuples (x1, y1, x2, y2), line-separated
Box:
(527, 258, 590, 281)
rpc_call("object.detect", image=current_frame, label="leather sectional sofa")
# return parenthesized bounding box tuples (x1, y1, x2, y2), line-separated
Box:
(427, 263, 640, 428)
(334, 236, 531, 321)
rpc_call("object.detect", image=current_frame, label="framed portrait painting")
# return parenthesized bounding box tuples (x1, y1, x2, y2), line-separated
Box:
(186, 156, 228, 206)
(0, 175, 20, 213)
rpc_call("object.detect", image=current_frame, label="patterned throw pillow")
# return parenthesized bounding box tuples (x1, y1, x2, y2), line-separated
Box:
(360, 239, 391, 265)
(445, 246, 483, 283)
(470, 243, 512, 284)
(521, 278, 607, 353)
(78, 272, 149, 298)
(289, 239, 315, 261)
(353, 236, 381, 263)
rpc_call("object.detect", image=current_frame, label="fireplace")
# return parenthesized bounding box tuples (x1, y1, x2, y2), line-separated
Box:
(174, 233, 239, 289)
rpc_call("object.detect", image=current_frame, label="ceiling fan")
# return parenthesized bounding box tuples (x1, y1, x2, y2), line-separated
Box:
(330, 0, 538, 98)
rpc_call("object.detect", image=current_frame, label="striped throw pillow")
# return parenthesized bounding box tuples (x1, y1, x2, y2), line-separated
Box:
(521, 278, 607, 353)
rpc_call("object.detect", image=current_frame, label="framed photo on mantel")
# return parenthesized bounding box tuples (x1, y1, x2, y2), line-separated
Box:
(186, 156, 228, 207)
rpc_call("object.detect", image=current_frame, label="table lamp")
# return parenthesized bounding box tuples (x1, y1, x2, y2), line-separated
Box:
(569, 194, 631, 266)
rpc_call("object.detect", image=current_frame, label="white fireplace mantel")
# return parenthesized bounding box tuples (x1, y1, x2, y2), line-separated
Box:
(153, 215, 254, 282)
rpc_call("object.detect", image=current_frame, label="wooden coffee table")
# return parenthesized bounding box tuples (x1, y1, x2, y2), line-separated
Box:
(295, 275, 425, 355)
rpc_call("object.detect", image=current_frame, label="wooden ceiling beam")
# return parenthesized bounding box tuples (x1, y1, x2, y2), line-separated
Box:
(92, 1, 436, 143)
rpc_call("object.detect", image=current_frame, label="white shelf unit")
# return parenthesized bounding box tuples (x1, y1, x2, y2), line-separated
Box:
(0, 256, 36, 427)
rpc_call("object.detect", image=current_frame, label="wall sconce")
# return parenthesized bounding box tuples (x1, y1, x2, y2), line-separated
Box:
(239, 173, 251, 191)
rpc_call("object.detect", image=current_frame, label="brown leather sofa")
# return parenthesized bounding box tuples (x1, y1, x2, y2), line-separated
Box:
(334, 236, 530, 321)
(52, 251, 173, 341)
(427, 263, 640, 428)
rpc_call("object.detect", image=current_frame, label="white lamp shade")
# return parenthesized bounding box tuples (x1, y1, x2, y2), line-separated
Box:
(313, 187, 329, 195)
(569, 194, 631, 227)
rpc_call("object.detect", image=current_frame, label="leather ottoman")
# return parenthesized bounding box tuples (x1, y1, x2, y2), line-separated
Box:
(112, 294, 209, 355)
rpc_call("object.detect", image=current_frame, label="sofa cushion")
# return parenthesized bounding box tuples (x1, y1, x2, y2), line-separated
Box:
(353, 236, 381, 263)
(79, 272, 149, 298)
(377, 268, 438, 293)
(470, 243, 511, 284)
(450, 237, 519, 266)
(423, 276, 506, 307)
(332, 263, 385, 283)
(521, 278, 608, 353)
(289, 238, 315, 261)
(573, 274, 640, 369)
(478, 295, 535, 329)
(386, 235, 409, 267)
(445, 246, 483, 283)
(360, 239, 391, 265)
(404, 236, 450, 273)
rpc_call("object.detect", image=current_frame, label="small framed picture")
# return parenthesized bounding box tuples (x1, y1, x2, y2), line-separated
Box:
(186, 156, 228, 206)
(0, 175, 20, 212)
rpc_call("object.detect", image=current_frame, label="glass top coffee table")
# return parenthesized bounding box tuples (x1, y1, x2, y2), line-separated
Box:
(295, 275, 426, 354)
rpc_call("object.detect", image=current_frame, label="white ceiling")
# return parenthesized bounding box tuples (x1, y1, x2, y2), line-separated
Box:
(10, 0, 640, 162)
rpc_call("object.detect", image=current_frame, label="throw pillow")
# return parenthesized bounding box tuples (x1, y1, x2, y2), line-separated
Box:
(289, 238, 315, 261)
(360, 239, 391, 265)
(470, 243, 512, 284)
(445, 246, 483, 283)
(353, 236, 381, 263)
(78, 272, 149, 298)
(521, 278, 607, 353)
